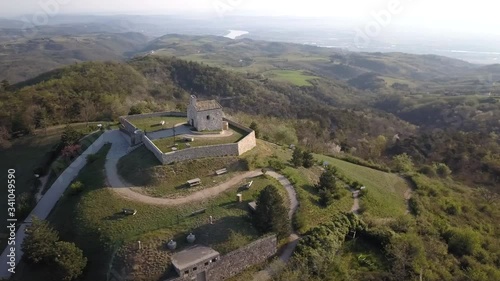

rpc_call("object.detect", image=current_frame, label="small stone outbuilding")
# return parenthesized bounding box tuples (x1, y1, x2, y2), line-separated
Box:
(171, 245, 220, 280)
(187, 95, 223, 132)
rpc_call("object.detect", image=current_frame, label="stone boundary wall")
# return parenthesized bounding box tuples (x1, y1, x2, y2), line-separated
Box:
(207, 235, 277, 280)
(142, 135, 166, 163)
(119, 117, 138, 135)
(119, 112, 257, 164)
(160, 143, 240, 164)
(165, 235, 277, 281)
(124, 112, 187, 120)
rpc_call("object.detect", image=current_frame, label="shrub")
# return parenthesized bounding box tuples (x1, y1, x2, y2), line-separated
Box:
(69, 181, 84, 195)
(434, 163, 452, 178)
(408, 197, 422, 216)
(419, 165, 437, 177)
(268, 159, 286, 171)
(446, 228, 481, 256)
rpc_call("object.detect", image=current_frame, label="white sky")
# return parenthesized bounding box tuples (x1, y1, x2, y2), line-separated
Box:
(1, 0, 499, 34)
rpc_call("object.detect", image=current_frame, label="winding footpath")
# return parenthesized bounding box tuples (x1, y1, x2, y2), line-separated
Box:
(102, 132, 302, 280)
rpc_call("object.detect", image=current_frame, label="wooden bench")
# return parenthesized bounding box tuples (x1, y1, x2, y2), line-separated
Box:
(122, 208, 137, 216)
(243, 180, 254, 190)
(191, 208, 207, 216)
(187, 178, 201, 187)
(215, 168, 228, 176)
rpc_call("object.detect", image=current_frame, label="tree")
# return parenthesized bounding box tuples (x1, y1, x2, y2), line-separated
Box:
(52, 241, 87, 281)
(249, 121, 260, 138)
(22, 217, 59, 264)
(434, 163, 452, 178)
(60, 126, 82, 147)
(291, 147, 304, 167)
(79, 99, 97, 125)
(316, 169, 339, 206)
(393, 153, 414, 173)
(302, 151, 315, 168)
(385, 233, 427, 280)
(317, 169, 337, 192)
(254, 185, 291, 239)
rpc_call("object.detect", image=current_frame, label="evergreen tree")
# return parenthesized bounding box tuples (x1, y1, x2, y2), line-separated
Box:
(249, 121, 260, 138)
(254, 185, 291, 239)
(302, 151, 315, 168)
(291, 147, 304, 167)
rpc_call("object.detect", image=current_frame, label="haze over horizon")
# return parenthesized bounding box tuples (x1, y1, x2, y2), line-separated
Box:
(1, 0, 500, 36)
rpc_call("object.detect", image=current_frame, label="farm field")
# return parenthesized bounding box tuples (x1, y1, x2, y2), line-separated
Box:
(263, 69, 320, 86)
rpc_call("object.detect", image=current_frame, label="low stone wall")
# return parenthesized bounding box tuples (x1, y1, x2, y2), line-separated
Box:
(165, 235, 277, 281)
(122, 113, 257, 165)
(207, 235, 277, 281)
(142, 135, 165, 163)
(124, 112, 187, 120)
(238, 131, 257, 155)
(119, 117, 138, 135)
(160, 143, 240, 164)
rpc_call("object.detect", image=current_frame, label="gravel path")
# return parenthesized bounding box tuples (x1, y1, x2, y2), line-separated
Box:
(350, 189, 360, 214)
(102, 132, 302, 280)
(105, 130, 263, 205)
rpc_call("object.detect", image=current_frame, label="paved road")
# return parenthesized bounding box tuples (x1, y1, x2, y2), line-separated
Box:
(0, 131, 112, 279)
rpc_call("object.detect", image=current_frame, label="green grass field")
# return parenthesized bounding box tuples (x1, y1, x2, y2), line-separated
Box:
(118, 146, 249, 198)
(128, 116, 187, 132)
(315, 155, 410, 218)
(152, 128, 246, 153)
(13, 143, 285, 281)
(263, 70, 320, 86)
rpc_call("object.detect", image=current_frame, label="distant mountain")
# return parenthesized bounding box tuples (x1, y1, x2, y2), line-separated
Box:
(0, 32, 148, 83)
(139, 34, 500, 93)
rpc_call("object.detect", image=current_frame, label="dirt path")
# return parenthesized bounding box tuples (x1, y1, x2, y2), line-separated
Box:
(108, 170, 263, 206)
(103, 134, 302, 280)
(350, 189, 360, 214)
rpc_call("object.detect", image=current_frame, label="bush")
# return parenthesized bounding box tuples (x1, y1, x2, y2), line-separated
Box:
(268, 159, 286, 171)
(446, 228, 481, 256)
(408, 197, 422, 216)
(69, 181, 84, 195)
(419, 165, 437, 177)
(434, 163, 452, 178)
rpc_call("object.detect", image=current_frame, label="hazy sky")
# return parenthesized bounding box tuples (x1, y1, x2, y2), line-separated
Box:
(1, 0, 499, 34)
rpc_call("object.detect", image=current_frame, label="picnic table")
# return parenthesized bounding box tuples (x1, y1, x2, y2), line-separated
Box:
(215, 168, 228, 176)
(187, 178, 201, 187)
